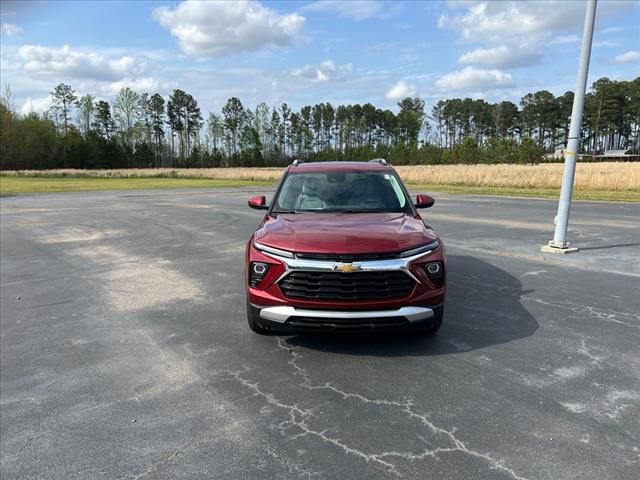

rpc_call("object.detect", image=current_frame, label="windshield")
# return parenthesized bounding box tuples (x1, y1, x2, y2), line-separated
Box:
(272, 171, 412, 213)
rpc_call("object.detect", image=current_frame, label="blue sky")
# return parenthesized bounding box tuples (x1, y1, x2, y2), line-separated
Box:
(1, 0, 639, 116)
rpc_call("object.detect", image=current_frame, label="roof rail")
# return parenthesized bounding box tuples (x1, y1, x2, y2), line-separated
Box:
(368, 158, 388, 165)
(291, 159, 305, 166)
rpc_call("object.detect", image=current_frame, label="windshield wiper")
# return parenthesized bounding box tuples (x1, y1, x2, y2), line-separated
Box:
(273, 209, 394, 214)
(272, 209, 298, 214)
(331, 209, 389, 213)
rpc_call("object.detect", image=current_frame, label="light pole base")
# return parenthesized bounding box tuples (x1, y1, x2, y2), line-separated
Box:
(541, 242, 579, 254)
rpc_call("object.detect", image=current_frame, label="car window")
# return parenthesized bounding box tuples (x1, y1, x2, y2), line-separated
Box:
(384, 173, 407, 208)
(273, 171, 411, 213)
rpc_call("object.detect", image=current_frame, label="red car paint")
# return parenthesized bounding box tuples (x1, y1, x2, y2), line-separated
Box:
(255, 213, 439, 255)
(245, 161, 446, 332)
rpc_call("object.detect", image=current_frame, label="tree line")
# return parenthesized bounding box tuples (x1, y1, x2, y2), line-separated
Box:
(1, 76, 638, 171)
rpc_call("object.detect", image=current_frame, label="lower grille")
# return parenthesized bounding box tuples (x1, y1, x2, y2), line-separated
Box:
(285, 316, 409, 331)
(279, 270, 415, 300)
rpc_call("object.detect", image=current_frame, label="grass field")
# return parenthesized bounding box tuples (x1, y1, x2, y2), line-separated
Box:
(1, 163, 639, 201)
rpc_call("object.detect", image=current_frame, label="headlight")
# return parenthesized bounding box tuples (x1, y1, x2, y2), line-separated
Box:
(249, 262, 270, 288)
(424, 261, 444, 287)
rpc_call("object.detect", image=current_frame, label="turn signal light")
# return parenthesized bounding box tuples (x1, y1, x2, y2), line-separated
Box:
(250, 262, 270, 288)
(424, 261, 444, 288)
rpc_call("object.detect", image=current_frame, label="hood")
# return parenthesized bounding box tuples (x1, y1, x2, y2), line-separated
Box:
(254, 213, 437, 255)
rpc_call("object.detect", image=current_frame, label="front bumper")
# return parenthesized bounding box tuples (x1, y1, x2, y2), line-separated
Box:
(245, 237, 446, 332)
(246, 239, 446, 310)
(251, 303, 442, 332)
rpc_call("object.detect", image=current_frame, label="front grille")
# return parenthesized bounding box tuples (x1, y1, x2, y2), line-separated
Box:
(279, 270, 415, 300)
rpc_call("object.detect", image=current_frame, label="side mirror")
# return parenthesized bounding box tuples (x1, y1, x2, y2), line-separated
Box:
(248, 195, 268, 210)
(415, 194, 435, 209)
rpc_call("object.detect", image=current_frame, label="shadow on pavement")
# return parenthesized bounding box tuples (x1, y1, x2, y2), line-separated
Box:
(284, 255, 539, 357)
(578, 242, 640, 251)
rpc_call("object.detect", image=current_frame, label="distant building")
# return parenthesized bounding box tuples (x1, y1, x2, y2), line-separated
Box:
(593, 149, 640, 161)
(543, 146, 567, 161)
(545, 147, 639, 162)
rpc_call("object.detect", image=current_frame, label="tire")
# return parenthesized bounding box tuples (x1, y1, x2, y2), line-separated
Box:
(423, 305, 444, 335)
(246, 300, 270, 335)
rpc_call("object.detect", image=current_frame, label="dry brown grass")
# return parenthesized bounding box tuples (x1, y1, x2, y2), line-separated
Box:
(2, 162, 638, 191)
(395, 163, 640, 191)
(0, 167, 284, 182)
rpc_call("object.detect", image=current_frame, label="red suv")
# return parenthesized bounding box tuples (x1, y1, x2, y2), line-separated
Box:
(245, 159, 445, 334)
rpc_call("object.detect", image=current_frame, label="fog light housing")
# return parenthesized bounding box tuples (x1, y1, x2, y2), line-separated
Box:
(424, 261, 444, 287)
(250, 262, 270, 288)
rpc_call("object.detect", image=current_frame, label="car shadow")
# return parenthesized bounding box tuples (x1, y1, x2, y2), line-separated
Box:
(283, 255, 539, 357)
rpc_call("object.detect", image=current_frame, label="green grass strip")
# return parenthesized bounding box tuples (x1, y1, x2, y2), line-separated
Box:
(0, 176, 275, 195)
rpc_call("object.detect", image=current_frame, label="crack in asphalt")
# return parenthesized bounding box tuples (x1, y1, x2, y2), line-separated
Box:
(263, 445, 323, 479)
(129, 450, 180, 480)
(227, 370, 399, 474)
(523, 297, 640, 329)
(227, 339, 529, 479)
(579, 338, 603, 366)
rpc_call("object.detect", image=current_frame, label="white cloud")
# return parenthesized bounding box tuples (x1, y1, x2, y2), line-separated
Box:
(600, 26, 623, 34)
(594, 40, 623, 49)
(437, 0, 634, 92)
(102, 77, 162, 96)
(611, 50, 640, 64)
(303, 1, 383, 20)
(385, 80, 417, 100)
(1, 23, 23, 37)
(546, 34, 580, 46)
(153, 0, 305, 57)
(458, 45, 541, 68)
(19, 95, 53, 115)
(438, 0, 634, 47)
(290, 60, 352, 82)
(435, 67, 514, 92)
(16, 45, 149, 81)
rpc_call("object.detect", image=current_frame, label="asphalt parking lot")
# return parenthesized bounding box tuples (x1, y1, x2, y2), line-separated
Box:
(1, 188, 639, 480)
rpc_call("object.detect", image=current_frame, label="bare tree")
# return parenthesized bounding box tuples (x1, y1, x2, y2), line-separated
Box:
(253, 102, 270, 151)
(50, 83, 77, 134)
(1, 84, 16, 112)
(76, 94, 95, 137)
(207, 112, 224, 153)
(113, 87, 140, 146)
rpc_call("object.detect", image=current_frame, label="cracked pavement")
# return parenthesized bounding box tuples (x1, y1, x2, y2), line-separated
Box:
(1, 189, 639, 479)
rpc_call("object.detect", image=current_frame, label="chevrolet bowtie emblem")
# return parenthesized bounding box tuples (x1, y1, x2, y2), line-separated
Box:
(334, 263, 361, 273)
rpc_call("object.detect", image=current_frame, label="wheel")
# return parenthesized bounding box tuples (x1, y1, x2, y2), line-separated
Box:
(246, 300, 270, 335)
(423, 305, 444, 335)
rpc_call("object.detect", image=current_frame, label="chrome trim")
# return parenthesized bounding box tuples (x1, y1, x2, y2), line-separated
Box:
(255, 239, 439, 291)
(255, 240, 438, 284)
(259, 306, 434, 324)
(397, 240, 439, 258)
(254, 241, 295, 258)
(270, 249, 436, 285)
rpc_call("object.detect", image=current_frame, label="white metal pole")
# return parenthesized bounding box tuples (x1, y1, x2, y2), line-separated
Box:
(548, 0, 597, 250)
